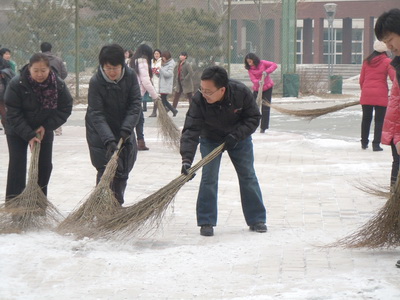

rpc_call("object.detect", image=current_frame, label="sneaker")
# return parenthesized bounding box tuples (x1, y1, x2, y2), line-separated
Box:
(249, 223, 267, 233)
(396, 260, 400, 268)
(200, 225, 214, 236)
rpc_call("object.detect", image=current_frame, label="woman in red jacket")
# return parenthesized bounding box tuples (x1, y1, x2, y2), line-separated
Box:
(245, 53, 278, 133)
(359, 40, 395, 151)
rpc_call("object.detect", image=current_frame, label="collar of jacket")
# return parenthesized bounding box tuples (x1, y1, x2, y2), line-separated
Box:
(99, 65, 126, 84)
(391, 56, 400, 82)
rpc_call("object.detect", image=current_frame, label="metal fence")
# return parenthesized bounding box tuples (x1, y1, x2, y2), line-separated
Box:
(0, 0, 287, 100)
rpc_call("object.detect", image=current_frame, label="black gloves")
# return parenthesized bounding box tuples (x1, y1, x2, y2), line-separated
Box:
(181, 161, 195, 180)
(224, 134, 238, 151)
(106, 141, 118, 159)
(120, 130, 130, 143)
(181, 162, 191, 175)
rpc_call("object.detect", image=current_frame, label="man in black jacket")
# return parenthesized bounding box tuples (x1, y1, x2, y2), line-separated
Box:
(180, 66, 267, 236)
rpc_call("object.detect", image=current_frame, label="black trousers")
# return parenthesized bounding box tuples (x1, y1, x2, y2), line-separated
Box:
(6, 132, 54, 201)
(161, 94, 176, 112)
(390, 141, 400, 187)
(361, 105, 386, 147)
(253, 87, 273, 130)
(135, 109, 145, 140)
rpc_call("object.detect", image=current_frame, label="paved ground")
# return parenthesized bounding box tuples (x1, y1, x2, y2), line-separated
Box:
(1, 94, 400, 299)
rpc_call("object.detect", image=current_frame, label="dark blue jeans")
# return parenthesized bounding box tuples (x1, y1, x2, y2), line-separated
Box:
(196, 137, 266, 226)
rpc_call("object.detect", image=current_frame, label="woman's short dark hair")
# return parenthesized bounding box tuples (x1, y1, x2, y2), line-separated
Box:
(375, 8, 400, 41)
(200, 66, 229, 89)
(29, 53, 50, 68)
(99, 44, 125, 67)
(0, 48, 11, 57)
(244, 53, 261, 70)
(161, 51, 171, 60)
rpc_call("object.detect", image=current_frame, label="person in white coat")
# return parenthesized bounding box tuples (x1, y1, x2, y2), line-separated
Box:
(158, 51, 177, 116)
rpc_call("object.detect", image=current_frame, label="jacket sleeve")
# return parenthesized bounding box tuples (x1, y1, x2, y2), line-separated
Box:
(231, 86, 261, 141)
(4, 77, 37, 141)
(359, 63, 366, 88)
(59, 59, 68, 80)
(264, 60, 278, 74)
(42, 81, 73, 131)
(180, 96, 203, 164)
(121, 72, 142, 134)
(138, 58, 159, 99)
(87, 77, 116, 146)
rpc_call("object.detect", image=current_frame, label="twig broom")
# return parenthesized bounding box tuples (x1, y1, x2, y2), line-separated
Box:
(0, 140, 62, 233)
(326, 173, 400, 249)
(154, 97, 181, 150)
(56, 139, 124, 236)
(265, 100, 360, 120)
(90, 143, 226, 239)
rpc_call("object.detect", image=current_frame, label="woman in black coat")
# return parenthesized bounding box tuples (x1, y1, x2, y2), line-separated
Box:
(85, 44, 142, 205)
(4, 53, 73, 201)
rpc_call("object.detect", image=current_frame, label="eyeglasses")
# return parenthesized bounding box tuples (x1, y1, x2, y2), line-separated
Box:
(198, 87, 220, 97)
(103, 66, 122, 72)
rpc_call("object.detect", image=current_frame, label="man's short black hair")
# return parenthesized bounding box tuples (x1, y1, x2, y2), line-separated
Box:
(375, 8, 400, 41)
(99, 43, 125, 67)
(180, 51, 188, 58)
(0, 48, 11, 57)
(40, 42, 52, 52)
(201, 66, 229, 89)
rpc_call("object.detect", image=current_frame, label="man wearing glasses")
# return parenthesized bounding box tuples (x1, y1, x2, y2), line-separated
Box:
(180, 65, 267, 236)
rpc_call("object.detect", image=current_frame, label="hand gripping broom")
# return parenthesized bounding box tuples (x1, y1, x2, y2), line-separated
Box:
(90, 143, 226, 239)
(57, 138, 124, 236)
(0, 138, 62, 233)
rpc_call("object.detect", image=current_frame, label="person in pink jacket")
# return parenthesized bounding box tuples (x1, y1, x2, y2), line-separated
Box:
(375, 7, 400, 269)
(359, 40, 395, 151)
(245, 53, 278, 133)
(375, 8, 400, 189)
(130, 44, 160, 151)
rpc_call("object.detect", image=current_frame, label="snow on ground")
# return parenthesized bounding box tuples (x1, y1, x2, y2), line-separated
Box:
(1, 102, 400, 299)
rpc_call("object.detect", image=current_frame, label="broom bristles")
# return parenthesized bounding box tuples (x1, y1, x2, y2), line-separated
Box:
(0, 141, 62, 233)
(155, 98, 181, 150)
(91, 143, 226, 239)
(266, 100, 360, 120)
(56, 139, 124, 236)
(326, 175, 400, 249)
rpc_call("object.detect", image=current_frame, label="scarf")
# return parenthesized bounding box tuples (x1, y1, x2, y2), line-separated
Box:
(27, 70, 58, 109)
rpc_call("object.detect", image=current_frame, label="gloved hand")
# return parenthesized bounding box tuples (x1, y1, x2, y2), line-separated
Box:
(106, 141, 118, 159)
(181, 161, 196, 180)
(262, 71, 268, 77)
(224, 134, 238, 151)
(120, 130, 130, 143)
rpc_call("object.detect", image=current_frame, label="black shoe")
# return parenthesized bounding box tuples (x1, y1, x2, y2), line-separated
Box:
(260, 129, 266, 133)
(249, 223, 267, 233)
(200, 225, 214, 236)
(396, 260, 400, 268)
(373, 145, 383, 151)
(361, 145, 368, 150)
(173, 109, 178, 117)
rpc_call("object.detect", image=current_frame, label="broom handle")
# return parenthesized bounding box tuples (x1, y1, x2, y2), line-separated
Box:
(256, 72, 266, 107)
(188, 143, 225, 174)
(28, 136, 42, 183)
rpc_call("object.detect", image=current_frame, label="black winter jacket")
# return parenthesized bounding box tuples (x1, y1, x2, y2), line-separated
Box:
(180, 79, 261, 163)
(85, 66, 142, 178)
(4, 65, 72, 141)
